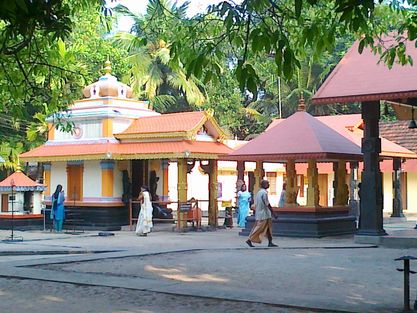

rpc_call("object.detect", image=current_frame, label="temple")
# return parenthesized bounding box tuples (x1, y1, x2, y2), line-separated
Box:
(20, 61, 232, 230)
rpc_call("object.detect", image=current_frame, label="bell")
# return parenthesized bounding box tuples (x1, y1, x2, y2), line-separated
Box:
(408, 119, 417, 129)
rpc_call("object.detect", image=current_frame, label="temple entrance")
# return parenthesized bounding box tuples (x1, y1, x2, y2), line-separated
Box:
(131, 160, 148, 199)
(1, 194, 8, 212)
(67, 164, 83, 202)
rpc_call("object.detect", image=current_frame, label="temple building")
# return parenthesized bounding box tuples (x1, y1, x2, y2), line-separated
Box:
(20, 61, 232, 230)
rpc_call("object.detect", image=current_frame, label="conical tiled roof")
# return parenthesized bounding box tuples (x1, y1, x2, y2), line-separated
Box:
(229, 111, 362, 162)
(0, 168, 45, 191)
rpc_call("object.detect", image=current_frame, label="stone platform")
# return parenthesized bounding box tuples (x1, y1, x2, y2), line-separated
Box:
(240, 206, 356, 238)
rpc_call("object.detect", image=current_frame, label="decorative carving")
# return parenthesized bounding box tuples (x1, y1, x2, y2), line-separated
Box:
(187, 159, 196, 173)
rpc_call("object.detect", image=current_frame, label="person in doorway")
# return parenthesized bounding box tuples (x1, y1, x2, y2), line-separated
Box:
(51, 184, 65, 232)
(237, 184, 251, 228)
(135, 185, 153, 236)
(246, 180, 277, 248)
(278, 182, 286, 207)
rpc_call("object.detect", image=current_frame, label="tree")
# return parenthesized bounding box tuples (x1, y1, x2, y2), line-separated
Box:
(163, 0, 416, 98)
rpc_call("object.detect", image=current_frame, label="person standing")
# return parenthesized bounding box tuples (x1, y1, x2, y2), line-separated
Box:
(246, 180, 277, 247)
(237, 184, 251, 228)
(135, 185, 153, 236)
(52, 184, 65, 232)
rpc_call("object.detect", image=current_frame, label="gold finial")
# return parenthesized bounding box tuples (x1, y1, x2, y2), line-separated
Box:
(297, 93, 306, 112)
(16, 164, 22, 173)
(104, 58, 112, 74)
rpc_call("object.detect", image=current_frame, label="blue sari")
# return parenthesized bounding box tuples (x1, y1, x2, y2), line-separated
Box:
(237, 191, 251, 227)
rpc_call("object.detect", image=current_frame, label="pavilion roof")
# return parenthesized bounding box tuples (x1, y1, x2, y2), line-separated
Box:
(312, 37, 417, 105)
(268, 114, 417, 159)
(228, 111, 362, 162)
(0, 170, 45, 191)
(19, 140, 233, 162)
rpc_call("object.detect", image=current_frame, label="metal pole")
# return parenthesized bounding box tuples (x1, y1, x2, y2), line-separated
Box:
(11, 185, 14, 240)
(278, 76, 282, 119)
(405, 259, 410, 312)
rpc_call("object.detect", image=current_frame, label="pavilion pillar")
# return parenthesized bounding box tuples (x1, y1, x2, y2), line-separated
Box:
(253, 160, 264, 195)
(332, 162, 338, 205)
(391, 157, 405, 218)
(285, 160, 297, 207)
(100, 160, 114, 197)
(349, 161, 359, 220)
(208, 159, 218, 228)
(335, 160, 349, 206)
(43, 162, 51, 197)
(237, 161, 245, 181)
(162, 160, 169, 199)
(306, 159, 319, 207)
(177, 159, 188, 230)
(357, 101, 386, 236)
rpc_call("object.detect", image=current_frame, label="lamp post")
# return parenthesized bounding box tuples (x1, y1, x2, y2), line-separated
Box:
(4, 177, 23, 242)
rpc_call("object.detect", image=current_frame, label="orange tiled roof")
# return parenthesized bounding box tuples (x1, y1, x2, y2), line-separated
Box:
(118, 111, 206, 135)
(0, 171, 44, 188)
(20, 140, 233, 162)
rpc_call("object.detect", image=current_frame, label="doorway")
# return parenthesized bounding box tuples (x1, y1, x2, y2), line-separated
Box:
(131, 160, 148, 199)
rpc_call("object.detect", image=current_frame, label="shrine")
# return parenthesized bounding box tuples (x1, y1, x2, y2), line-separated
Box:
(20, 61, 232, 230)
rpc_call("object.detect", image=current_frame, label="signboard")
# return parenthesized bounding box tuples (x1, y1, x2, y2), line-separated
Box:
(179, 203, 192, 212)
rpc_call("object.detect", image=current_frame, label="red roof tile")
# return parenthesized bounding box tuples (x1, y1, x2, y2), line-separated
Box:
(379, 120, 417, 153)
(312, 37, 417, 104)
(0, 171, 43, 188)
(118, 111, 205, 135)
(20, 140, 232, 161)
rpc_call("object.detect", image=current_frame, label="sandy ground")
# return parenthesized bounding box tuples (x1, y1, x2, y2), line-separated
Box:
(37, 247, 415, 313)
(0, 277, 316, 313)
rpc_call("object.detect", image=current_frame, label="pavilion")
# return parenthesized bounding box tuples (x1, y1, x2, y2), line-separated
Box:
(0, 166, 45, 230)
(312, 37, 417, 240)
(229, 99, 363, 237)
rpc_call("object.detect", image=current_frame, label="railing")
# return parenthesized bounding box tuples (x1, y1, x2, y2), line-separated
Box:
(129, 199, 207, 231)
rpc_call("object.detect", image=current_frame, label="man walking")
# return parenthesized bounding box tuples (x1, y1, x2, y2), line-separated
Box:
(246, 180, 277, 248)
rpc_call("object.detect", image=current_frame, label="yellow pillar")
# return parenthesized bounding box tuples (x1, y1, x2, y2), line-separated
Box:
(162, 160, 169, 198)
(335, 160, 349, 205)
(208, 159, 218, 228)
(306, 159, 319, 207)
(102, 118, 113, 137)
(48, 123, 55, 140)
(285, 160, 297, 207)
(100, 161, 114, 197)
(177, 159, 188, 230)
(43, 162, 51, 196)
(253, 160, 264, 195)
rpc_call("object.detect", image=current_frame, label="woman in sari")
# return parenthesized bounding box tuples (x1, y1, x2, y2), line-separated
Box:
(51, 184, 65, 232)
(237, 184, 251, 228)
(135, 185, 153, 236)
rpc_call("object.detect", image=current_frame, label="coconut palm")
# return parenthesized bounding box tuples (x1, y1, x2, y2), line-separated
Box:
(114, 0, 205, 112)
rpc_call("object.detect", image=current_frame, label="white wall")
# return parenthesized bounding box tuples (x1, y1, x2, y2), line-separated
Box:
(407, 172, 417, 213)
(383, 172, 393, 213)
(83, 160, 101, 198)
(50, 162, 67, 196)
(114, 166, 123, 198)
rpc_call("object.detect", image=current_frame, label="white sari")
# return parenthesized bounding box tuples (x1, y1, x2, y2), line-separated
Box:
(135, 191, 153, 235)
